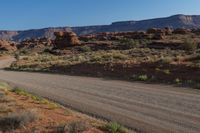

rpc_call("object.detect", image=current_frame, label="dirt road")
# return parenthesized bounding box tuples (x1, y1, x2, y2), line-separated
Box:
(0, 58, 200, 133)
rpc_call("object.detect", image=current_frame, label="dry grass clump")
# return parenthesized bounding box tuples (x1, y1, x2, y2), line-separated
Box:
(11, 87, 59, 109)
(90, 51, 129, 63)
(0, 82, 11, 90)
(0, 87, 37, 131)
(0, 83, 107, 132)
(56, 120, 91, 133)
(182, 39, 198, 51)
(0, 110, 37, 131)
(77, 45, 92, 52)
(0, 91, 14, 114)
(0, 104, 13, 114)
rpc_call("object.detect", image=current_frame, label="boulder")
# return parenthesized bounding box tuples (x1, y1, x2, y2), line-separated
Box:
(0, 40, 17, 51)
(18, 37, 52, 49)
(164, 27, 173, 35)
(153, 33, 165, 40)
(54, 31, 80, 49)
(147, 28, 166, 40)
(147, 28, 161, 34)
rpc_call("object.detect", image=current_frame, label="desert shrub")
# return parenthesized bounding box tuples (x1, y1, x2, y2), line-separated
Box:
(0, 91, 5, 98)
(174, 78, 181, 84)
(112, 53, 129, 60)
(187, 54, 200, 61)
(182, 39, 197, 51)
(90, 51, 129, 63)
(102, 53, 128, 60)
(67, 55, 88, 63)
(57, 121, 90, 133)
(0, 82, 10, 90)
(163, 69, 171, 75)
(19, 50, 29, 55)
(0, 110, 37, 131)
(12, 88, 58, 109)
(120, 39, 140, 49)
(158, 57, 172, 64)
(77, 45, 92, 52)
(43, 48, 51, 53)
(105, 122, 128, 133)
(140, 39, 152, 47)
(137, 75, 148, 81)
(14, 53, 20, 60)
(194, 83, 200, 89)
(186, 80, 200, 89)
(11, 88, 30, 96)
(0, 95, 13, 103)
(0, 105, 13, 113)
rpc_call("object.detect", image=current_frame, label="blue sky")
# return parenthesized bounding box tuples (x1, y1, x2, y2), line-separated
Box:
(0, 0, 200, 30)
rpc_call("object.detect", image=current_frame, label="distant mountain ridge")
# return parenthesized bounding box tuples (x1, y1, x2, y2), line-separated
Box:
(1, 14, 200, 41)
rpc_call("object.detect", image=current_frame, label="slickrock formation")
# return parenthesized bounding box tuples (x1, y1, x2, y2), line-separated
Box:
(173, 28, 191, 34)
(0, 40, 17, 51)
(18, 38, 52, 49)
(80, 31, 151, 41)
(54, 31, 80, 49)
(147, 28, 173, 40)
(147, 28, 172, 35)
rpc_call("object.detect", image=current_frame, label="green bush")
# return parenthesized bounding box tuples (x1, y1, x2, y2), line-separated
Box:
(105, 122, 128, 133)
(138, 75, 148, 81)
(174, 78, 181, 84)
(11, 88, 29, 96)
(120, 39, 140, 49)
(186, 80, 200, 89)
(158, 57, 172, 64)
(77, 45, 92, 52)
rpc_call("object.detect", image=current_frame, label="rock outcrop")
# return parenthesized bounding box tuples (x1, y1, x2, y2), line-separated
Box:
(18, 38, 52, 49)
(173, 28, 191, 34)
(53, 31, 80, 49)
(80, 31, 152, 41)
(0, 40, 17, 52)
(147, 28, 172, 35)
